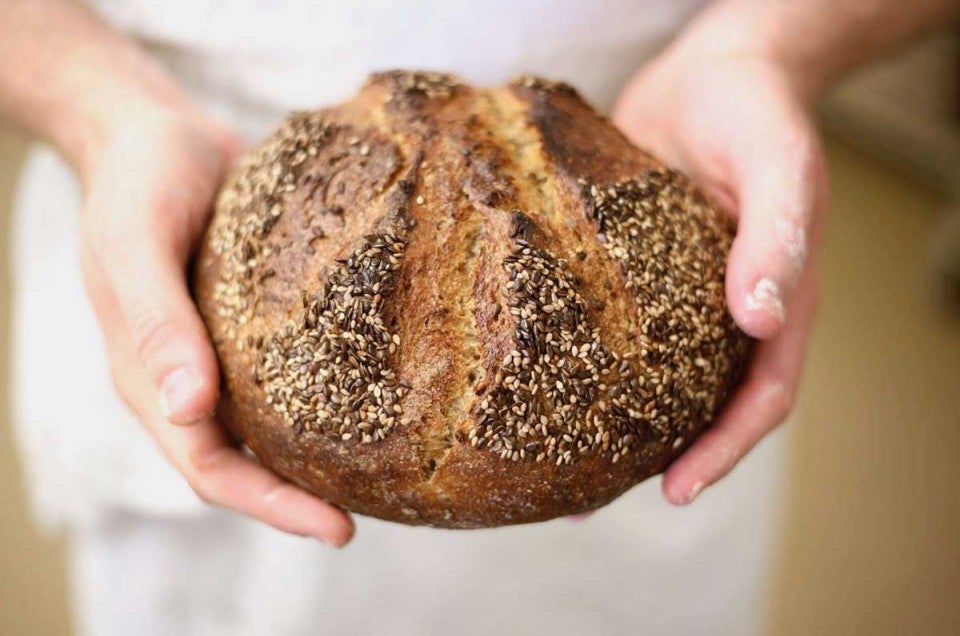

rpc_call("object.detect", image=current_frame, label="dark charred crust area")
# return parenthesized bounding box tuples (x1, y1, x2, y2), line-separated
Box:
(516, 83, 652, 184)
(508, 210, 536, 241)
(368, 69, 464, 111)
(382, 155, 422, 232)
(460, 150, 516, 209)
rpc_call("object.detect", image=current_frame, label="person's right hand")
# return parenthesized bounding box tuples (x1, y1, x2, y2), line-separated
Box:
(77, 103, 355, 546)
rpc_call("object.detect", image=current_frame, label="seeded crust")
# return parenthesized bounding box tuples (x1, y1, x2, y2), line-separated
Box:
(193, 70, 750, 528)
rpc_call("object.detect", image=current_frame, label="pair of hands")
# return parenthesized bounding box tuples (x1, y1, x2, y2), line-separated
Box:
(79, 45, 825, 546)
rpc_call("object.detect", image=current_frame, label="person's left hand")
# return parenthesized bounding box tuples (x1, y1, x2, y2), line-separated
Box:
(611, 34, 827, 505)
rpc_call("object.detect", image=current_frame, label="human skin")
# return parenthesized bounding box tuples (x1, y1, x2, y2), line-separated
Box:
(0, 0, 957, 542)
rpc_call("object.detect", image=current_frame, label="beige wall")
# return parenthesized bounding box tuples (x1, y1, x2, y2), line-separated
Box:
(0, 128, 958, 634)
(0, 128, 71, 635)
(767, 136, 960, 634)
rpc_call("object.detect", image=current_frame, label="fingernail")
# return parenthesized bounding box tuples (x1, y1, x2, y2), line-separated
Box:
(320, 532, 352, 548)
(160, 367, 204, 422)
(684, 480, 705, 505)
(568, 512, 594, 522)
(745, 277, 786, 324)
(318, 518, 355, 548)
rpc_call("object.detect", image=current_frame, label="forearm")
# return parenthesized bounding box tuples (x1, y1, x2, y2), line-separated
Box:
(0, 0, 190, 176)
(674, 0, 960, 101)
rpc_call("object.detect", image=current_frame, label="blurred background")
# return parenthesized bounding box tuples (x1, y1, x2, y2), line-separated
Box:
(1, 29, 959, 636)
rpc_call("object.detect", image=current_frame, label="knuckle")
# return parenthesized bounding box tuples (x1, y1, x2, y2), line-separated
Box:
(190, 479, 215, 505)
(262, 483, 291, 507)
(789, 129, 824, 181)
(184, 446, 230, 506)
(778, 107, 815, 154)
(129, 307, 180, 367)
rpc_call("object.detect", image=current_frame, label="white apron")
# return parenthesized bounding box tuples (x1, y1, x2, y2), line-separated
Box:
(10, 2, 787, 634)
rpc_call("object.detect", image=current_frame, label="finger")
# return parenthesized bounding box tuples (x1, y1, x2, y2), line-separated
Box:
(85, 146, 225, 425)
(80, 243, 142, 415)
(79, 130, 348, 543)
(103, 315, 355, 546)
(725, 117, 825, 340)
(168, 421, 355, 546)
(662, 262, 819, 505)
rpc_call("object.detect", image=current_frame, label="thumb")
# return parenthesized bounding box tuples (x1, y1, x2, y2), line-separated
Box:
(86, 150, 226, 425)
(725, 122, 825, 339)
(114, 241, 220, 425)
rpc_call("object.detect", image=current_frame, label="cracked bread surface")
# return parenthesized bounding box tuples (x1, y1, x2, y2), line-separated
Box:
(193, 70, 749, 528)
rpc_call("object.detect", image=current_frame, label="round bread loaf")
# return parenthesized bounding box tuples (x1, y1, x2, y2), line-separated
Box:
(194, 71, 750, 528)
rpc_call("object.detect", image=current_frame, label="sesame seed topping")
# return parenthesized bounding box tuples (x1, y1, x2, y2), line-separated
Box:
(512, 75, 579, 96)
(469, 239, 647, 465)
(258, 231, 408, 443)
(469, 170, 747, 466)
(372, 70, 462, 105)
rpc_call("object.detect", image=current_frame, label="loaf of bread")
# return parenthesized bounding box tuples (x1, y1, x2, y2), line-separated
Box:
(193, 71, 750, 528)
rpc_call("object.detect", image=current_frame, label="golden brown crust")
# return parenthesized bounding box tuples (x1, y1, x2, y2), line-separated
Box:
(193, 70, 750, 528)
